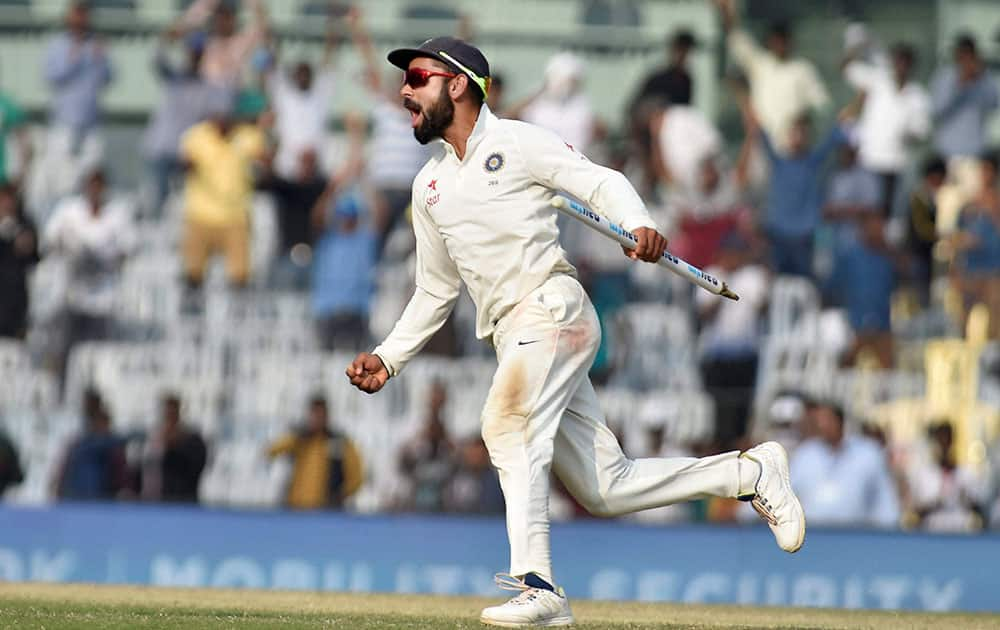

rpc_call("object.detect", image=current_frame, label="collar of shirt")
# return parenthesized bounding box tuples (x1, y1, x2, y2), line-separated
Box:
(433, 104, 497, 162)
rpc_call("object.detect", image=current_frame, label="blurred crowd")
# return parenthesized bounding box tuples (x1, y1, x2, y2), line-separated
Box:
(1, 1, 1000, 532)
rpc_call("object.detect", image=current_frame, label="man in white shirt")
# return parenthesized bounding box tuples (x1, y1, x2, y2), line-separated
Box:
(345, 37, 805, 627)
(843, 43, 931, 216)
(791, 400, 900, 529)
(716, 0, 829, 151)
(269, 32, 337, 179)
(43, 168, 134, 378)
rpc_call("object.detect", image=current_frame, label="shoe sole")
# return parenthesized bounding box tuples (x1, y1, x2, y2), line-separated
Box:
(480, 615, 575, 627)
(751, 442, 806, 553)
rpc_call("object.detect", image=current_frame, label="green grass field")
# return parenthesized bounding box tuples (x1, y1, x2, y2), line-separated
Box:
(0, 583, 997, 629)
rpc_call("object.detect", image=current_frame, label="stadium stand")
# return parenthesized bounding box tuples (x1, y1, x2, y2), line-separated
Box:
(0, 0, 999, 539)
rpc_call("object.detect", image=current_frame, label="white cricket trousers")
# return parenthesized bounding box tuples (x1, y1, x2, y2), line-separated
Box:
(482, 274, 742, 584)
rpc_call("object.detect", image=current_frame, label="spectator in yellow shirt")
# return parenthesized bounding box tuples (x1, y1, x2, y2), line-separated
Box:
(180, 106, 265, 292)
(267, 395, 363, 510)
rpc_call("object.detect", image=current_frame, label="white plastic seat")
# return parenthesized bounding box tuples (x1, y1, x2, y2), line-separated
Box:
(610, 303, 699, 390)
(768, 276, 821, 341)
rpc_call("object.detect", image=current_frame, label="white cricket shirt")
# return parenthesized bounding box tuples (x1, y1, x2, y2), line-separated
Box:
(373, 104, 657, 376)
(844, 61, 930, 173)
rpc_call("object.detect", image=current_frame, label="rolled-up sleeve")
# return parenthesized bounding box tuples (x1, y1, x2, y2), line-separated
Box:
(372, 180, 461, 376)
(513, 122, 657, 233)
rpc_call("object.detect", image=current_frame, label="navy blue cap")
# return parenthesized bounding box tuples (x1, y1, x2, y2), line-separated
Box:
(388, 36, 491, 96)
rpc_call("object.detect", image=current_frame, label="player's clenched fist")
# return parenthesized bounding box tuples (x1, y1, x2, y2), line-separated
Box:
(345, 352, 389, 394)
(623, 226, 668, 263)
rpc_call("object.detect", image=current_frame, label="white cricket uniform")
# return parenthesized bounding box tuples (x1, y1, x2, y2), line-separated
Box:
(373, 104, 743, 583)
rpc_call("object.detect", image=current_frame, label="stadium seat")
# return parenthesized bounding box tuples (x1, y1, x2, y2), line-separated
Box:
(751, 335, 838, 431)
(610, 303, 700, 390)
(637, 390, 715, 446)
(767, 276, 821, 340)
(27, 258, 69, 328)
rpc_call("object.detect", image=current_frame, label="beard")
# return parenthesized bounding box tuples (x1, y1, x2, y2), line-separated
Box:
(408, 84, 455, 145)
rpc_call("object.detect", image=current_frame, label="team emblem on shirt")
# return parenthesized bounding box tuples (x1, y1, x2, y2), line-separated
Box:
(484, 152, 505, 173)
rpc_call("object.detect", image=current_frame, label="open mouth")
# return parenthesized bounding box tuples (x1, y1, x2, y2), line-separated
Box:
(403, 100, 422, 128)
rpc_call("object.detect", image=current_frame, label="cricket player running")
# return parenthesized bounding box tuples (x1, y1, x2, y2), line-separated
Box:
(346, 37, 805, 627)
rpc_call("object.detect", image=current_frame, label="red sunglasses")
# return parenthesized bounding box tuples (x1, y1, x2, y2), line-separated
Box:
(403, 67, 458, 89)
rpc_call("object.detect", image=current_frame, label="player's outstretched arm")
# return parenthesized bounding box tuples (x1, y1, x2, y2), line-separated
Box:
(345, 352, 390, 394)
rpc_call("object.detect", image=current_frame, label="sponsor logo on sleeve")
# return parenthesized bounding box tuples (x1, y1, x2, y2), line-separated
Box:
(426, 179, 440, 207)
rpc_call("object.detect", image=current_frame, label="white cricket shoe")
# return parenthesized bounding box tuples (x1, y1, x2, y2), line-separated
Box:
(741, 441, 806, 553)
(480, 574, 575, 627)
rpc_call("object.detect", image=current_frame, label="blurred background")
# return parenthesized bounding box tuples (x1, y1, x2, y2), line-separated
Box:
(1, 0, 1000, 611)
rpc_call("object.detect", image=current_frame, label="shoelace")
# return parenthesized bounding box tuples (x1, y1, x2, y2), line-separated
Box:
(752, 496, 778, 526)
(494, 573, 541, 604)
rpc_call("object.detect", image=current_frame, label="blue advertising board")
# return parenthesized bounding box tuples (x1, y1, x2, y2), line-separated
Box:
(1, 504, 998, 612)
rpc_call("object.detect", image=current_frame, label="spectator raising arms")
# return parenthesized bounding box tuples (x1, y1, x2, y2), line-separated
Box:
(309, 112, 373, 351)
(268, 396, 363, 510)
(174, 0, 269, 90)
(740, 96, 846, 278)
(268, 25, 338, 180)
(30, 1, 112, 214)
(179, 105, 265, 295)
(346, 7, 431, 259)
(143, 27, 232, 217)
(716, 0, 829, 152)
(842, 42, 930, 216)
(931, 34, 998, 161)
